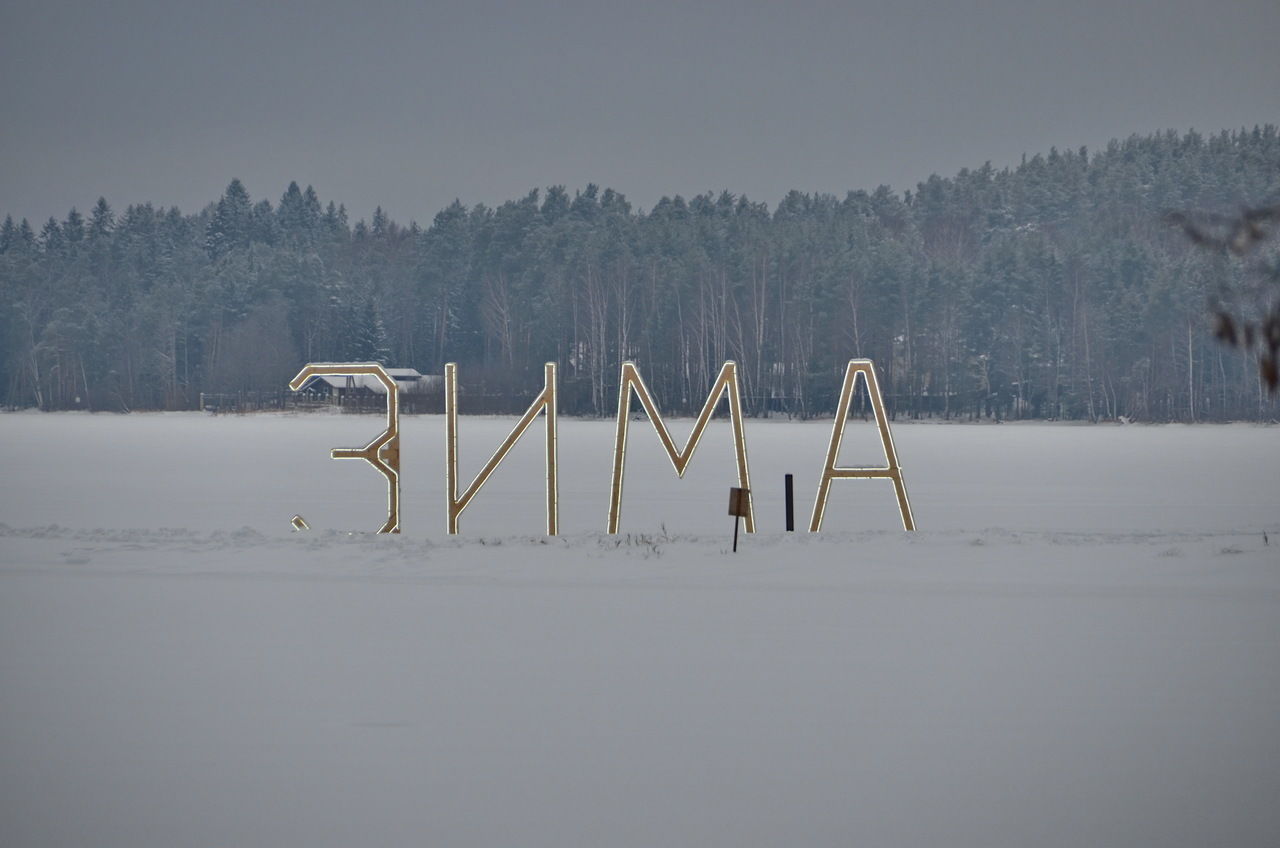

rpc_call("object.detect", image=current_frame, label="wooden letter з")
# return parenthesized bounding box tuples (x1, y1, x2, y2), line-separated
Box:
(608, 360, 754, 533)
(288, 362, 401, 533)
(810, 359, 915, 532)
(445, 362, 559, 535)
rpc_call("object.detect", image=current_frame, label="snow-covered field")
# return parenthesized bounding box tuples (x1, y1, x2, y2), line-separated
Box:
(2, 411, 1277, 847)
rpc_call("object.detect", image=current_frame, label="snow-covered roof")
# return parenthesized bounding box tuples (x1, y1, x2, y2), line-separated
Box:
(300, 368, 435, 394)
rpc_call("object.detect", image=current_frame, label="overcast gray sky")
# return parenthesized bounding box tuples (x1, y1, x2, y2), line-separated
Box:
(2, 0, 1277, 226)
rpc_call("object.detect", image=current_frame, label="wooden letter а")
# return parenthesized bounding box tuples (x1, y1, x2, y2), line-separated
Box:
(810, 359, 915, 532)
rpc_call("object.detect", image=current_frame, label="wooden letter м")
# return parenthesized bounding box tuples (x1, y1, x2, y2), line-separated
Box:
(810, 359, 916, 532)
(608, 360, 754, 533)
(445, 362, 559, 535)
(288, 362, 401, 534)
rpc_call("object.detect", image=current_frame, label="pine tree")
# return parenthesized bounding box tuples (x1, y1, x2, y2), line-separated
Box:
(63, 208, 85, 244)
(352, 298, 390, 364)
(277, 181, 307, 243)
(40, 218, 63, 253)
(18, 219, 35, 251)
(205, 179, 252, 259)
(89, 198, 114, 240)
(0, 216, 15, 253)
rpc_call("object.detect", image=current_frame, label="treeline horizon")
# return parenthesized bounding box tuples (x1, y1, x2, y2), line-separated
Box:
(2, 125, 1278, 420)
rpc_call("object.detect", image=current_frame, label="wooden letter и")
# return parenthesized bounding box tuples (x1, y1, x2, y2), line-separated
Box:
(446, 362, 559, 535)
(288, 362, 401, 533)
(810, 359, 915, 532)
(608, 360, 754, 533)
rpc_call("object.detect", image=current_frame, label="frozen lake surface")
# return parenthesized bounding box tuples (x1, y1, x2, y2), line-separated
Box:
(2, 412, 1278, 847)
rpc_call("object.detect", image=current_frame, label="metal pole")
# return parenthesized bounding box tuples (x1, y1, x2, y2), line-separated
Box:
(733, 516, 740, 552)
(785, 473, 795, 532)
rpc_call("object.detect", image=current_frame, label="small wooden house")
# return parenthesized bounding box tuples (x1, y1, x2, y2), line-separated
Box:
(297, 368, 441, 404)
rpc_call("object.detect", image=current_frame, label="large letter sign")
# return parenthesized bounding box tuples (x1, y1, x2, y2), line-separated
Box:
(608, 360, 754, 533)
(289, 362, 401, 533)
(286, 358, 916, 536)
(446, 362, 559, 535)
(810, 359, 915, 531)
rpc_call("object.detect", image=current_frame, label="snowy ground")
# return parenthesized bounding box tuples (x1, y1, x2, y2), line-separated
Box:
(1, 411, 1277, 847)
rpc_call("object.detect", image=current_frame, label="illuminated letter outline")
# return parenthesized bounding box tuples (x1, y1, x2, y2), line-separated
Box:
(446, 362, 558, 535)
(810, 359, 915, 532)
(288, 362, 401, 533)
(608, 360, 754, 533)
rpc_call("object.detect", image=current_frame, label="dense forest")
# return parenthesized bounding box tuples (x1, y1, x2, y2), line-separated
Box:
(2, 126, 1278, 420)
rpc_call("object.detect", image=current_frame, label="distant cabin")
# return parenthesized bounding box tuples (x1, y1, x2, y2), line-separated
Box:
(297, 368, 442, 403)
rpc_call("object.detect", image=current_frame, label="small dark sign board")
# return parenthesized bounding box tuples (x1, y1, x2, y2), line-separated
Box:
(728, 487, 750, 552)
